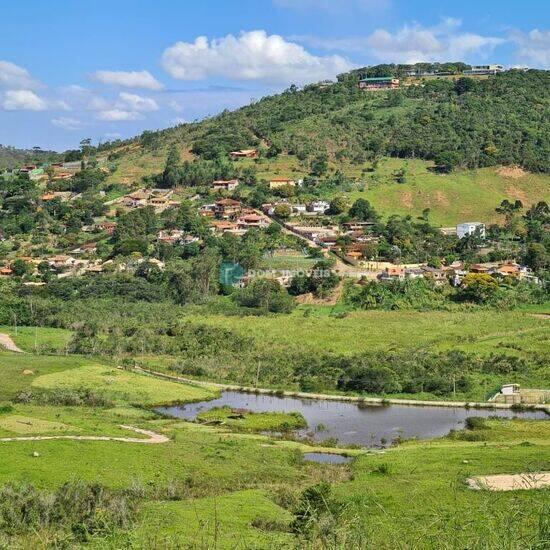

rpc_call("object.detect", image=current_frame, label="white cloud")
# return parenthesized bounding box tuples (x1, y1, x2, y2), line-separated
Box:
(0, 60, 39, 89)
(294, 19, 505, 64)
(161, 30, 353, 84)
(116, 92, 159, 112)
(510, 29, 550, 68)
(2, 90, 47, 111)
(51, 116, 84, 130)
(96, 109, 142, 121)
(90, 70, 163, 90)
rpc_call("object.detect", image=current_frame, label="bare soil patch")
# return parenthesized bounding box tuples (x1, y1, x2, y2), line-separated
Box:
(467, 472, 550, 491)
(497, 166, 528, 179)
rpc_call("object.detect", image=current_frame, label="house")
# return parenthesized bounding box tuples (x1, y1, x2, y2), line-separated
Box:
(307, 200, 330, 214)
(199, 204, 216, 218)
(292, 204, 307, 214)
(71, 242, 98, 255)
(210, 220, 241, 234)
(212, 179, 239, 191)
(261, 203, 276, 215)
(421, 266, 447, 285)
(456, 222, 485, 240)
(97, 221, 116, 235)
(215, 198, 242, 219)
(464, 64, 504, 75)
(269, 178, 295, 189)
(48, 255, 76, 268)
(405, 267, 425, 279)
(123, 190, 149, 208)
(358, 77, 400, 90)
(470, 263, 491, 274)
(378, 267, 405, 281)
(236, 214, 270, 229)
(500, 384, 520, 396)
(41, 191, 73, 202)
(0, 267, 13, 277)
(229, 149, 258, 159)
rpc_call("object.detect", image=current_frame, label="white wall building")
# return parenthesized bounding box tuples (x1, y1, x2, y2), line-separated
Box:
(456, 222, 486, 240)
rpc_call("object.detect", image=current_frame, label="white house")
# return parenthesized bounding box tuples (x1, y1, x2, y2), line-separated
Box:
(292, 204, 307, 214)
(456, 222, 485, 240)
(307, 200, 330, 214)
(464, 64, 504, 75)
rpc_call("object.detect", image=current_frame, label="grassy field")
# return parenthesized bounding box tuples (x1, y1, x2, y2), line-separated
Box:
(31, 363, 217, 406)
(192, 307, 549, 360)
(0, 325, 72, 353)
(196, 407, 307, 433)
(0, 350, 548, 547)
(231, 156, 550, 226)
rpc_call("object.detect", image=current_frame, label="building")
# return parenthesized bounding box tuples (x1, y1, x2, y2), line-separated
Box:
(464, 64, 504, 75)
(229, 149, 258, 159)
(97, 221, 116, 235)
(456, 222, 486, 240)
(358, 77, 400, 90)
(269, 178, 295, 189)
(307, 200, 330, 214)
(292, 204, 307, 214)
(236, 214, 270, 229)
(215, 199, 242, 220)
(212, 179, 239, 191)
(378, 267, 405, 281)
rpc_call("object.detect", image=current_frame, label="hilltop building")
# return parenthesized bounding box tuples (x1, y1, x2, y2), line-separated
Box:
(464, 65, 504, 75)
(358, 77, 400, 90)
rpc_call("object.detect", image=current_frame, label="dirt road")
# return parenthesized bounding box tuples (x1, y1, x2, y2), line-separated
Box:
(0, 333, 23, 353)
(0, 425, 170, 444)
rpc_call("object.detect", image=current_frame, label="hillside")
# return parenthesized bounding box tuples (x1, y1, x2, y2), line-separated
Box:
(0, 144, 60, 171)
(91, 66, 550, 224)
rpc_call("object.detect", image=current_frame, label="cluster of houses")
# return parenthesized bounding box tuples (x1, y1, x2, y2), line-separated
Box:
(119, 188, 180, 213)
(358, 64, 506, 91)
(199, 199, 271, 235)
(5, 161, 82, 182)
(261, 199, 331, 216)
(375, 261, 538, 286)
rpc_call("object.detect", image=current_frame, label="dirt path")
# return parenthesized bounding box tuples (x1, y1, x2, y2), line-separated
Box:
(0, 425, 170, 444)
(467, 472, 550, 491)
(0, 333, 23, 353)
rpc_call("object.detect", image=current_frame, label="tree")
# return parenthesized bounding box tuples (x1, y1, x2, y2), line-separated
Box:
(459, 273, 499, 304)
(349, 198, 379, 222)
(234, 278, 294, 313)
(329, 195, 349, 215)
(310, 154, 328, 177)
(161, 146, 181, 188)
(274, 204, 292, 219)
(454, 77, 476, 95)
(11, 259, 29, 277)
(524, 242, 548, 271)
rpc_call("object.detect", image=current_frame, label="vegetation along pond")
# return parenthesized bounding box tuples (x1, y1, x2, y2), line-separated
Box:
(157, 391, 547, 447)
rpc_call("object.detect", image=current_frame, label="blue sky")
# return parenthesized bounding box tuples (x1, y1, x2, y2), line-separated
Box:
(1, 0, 548, 151)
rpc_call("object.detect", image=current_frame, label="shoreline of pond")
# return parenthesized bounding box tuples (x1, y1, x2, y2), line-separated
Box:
(129, 366, 549, 413)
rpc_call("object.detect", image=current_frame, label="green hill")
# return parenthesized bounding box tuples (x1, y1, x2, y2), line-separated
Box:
(93, 65, 549, 223)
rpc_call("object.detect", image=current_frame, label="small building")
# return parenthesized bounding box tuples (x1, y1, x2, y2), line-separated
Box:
(97, 221, 117, 235)
(229, 149, 258, 159)
(464, 64, 504, 76)
(358, 77, 400, 91)
(500, 384, 520, 396)
(236, 214, 270, 229)
(456, 222, 485, 240)
(0, 267, 13, 277)
(307, 200, 330, 214)
(269, 178, 295, 189)
(378, 267, 405, 281)
(215, 198, 242, 220)
(212, 179, 239, 191)
(292, 204, 307, 214)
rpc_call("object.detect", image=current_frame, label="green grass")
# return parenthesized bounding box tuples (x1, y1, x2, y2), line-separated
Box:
(196, 406, 307, 433)
(339, 158, 550, 226)
(135, 489, 294, 549)
(191, 307, 550, 360)
(0, 351, 548, 547)
(0, 352, 90, 401)
(31, 364, 217, 406)
(0, 325, 72, 353)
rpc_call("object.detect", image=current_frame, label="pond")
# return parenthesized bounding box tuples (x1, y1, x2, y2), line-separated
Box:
(157, 391, 547, 448)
